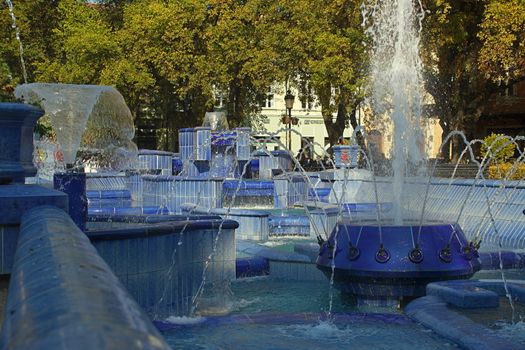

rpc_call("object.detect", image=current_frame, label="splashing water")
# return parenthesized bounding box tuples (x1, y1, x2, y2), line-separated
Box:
(493, 319, 525, 344)
(280, 320, 379, 343)
(15, 83, 138, 169)
(5, 0, 28, 84)
(164, 316, 206, 326)
(363, 0, 426, 224)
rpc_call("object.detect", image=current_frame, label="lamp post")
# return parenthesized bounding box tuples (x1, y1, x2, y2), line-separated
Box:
(284, 90, 295, 151)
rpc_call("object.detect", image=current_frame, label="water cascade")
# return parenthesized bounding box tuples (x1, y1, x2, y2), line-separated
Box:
(15, 83, 137, 170)
(363, 0, 425, 224)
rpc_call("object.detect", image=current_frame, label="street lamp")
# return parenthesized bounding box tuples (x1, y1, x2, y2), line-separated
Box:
(284, 90, 295, 151)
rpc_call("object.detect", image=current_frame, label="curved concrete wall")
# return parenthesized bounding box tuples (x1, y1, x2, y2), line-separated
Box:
(1, 206, 170, 350)
(87, 215, 238, 318)
(328, 177, 525, 249)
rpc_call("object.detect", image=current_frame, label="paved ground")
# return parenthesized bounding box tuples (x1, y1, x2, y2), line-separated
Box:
(0, 275, 9, 327)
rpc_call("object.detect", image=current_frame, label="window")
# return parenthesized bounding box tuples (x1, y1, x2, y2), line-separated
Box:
(261, 86, 274, 108)
(300, 85, 314, 110)
(499, 82, 518, 97)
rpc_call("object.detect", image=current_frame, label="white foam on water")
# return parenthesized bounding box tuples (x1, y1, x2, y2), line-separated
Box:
(165, 315, 206, 325)
(232, 297, 262, 310)
(231, 275, 269, 283)
(280, 320, 379, 343)
(260, 240, 289, 247)
(493, 319, 525, 344)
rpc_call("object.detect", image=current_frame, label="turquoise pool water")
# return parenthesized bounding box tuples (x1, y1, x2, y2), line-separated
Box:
(160, 279, 458, 349)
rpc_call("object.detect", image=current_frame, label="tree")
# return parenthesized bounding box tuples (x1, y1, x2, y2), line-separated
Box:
(34, 0, 119, 84)
(480, 133, 516, 163)
(104, 0, 215, 150)
(478, 0, 525, 83)
(307, 0, 367, 147)
(421, 0, 498, 162)
(261, 0, 367, 147)
(205, 0, 284, 128)
(0, 0, 61, 86)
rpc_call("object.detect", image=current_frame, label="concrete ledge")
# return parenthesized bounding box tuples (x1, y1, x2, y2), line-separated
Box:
(0, 185, 68, 225)
(426, 281, 499, 308)
(1, 205, 170, 350)
(88, 206, 170, 216)
(293, 243, 319, 262)
(236, 241, 311, 263)
(86, 189, 131, 199)
(181, 203, 270, 217)
(405, 296, 519, 350)
(86, 217, 239, 240)
(87, 212, 220, 224)
(236, 256, 269, 278)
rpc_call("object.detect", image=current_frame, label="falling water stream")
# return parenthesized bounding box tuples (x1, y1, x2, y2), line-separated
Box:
(363, 0, 426, 225)
(5, 0, 28, 84)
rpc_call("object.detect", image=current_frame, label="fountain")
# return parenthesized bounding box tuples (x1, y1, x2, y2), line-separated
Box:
(2, 1, 525, 349)
(14, 83, 138, 229)
(315, 0, 482, 303)
(14, 83, 137, 169)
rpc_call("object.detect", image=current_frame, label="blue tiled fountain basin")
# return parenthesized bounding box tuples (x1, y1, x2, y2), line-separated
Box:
(317, 220, 481, 297)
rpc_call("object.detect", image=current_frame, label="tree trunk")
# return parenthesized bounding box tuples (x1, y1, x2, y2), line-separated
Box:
(439, 118, 451, 161)
(318, 85, 346, 148)
(450, 135, 461, 164)
(227, 80, 243, 127)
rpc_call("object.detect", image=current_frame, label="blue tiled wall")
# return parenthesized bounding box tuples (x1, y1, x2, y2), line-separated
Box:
(181, 204, 270, 241)
(138, 150, 174, 175)
(274, 175, 309, 208)
(194, 127, 212, 161)
(222, 180, 275, 208)
(142, 176, 223, 214)
(2, 206, 171, 349)
(88, 217, 238, 318)
(332, 145, 359, 168)
(269, 214, 310, 236)
(234, 127, 251, 161)
(86, 173, 128, 190)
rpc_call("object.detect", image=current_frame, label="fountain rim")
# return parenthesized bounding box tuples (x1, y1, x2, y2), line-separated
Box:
(0, 102, 44, 119)
(337, 219, 460, 229)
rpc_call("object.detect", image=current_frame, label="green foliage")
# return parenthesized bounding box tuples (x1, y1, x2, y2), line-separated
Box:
(420, 0, 498, 161)
(34, 0, 119, 84)
(1, 0, 523, 154)
(487, 163, 525, 180)
(0, 59, 17, 102)
(478, 0, 525, 82)
(480, 133, 516, 163)
(262, 0, 367, 145)
(34, 115, 56, 141)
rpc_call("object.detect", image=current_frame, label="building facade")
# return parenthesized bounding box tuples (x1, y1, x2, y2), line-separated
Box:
(256, 85, 443, 160)
(254, 86, 354, 158)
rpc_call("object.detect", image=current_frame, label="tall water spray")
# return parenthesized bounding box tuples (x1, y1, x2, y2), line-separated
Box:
(5, 0, 28, 84)
(363, 0, 426, 224)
